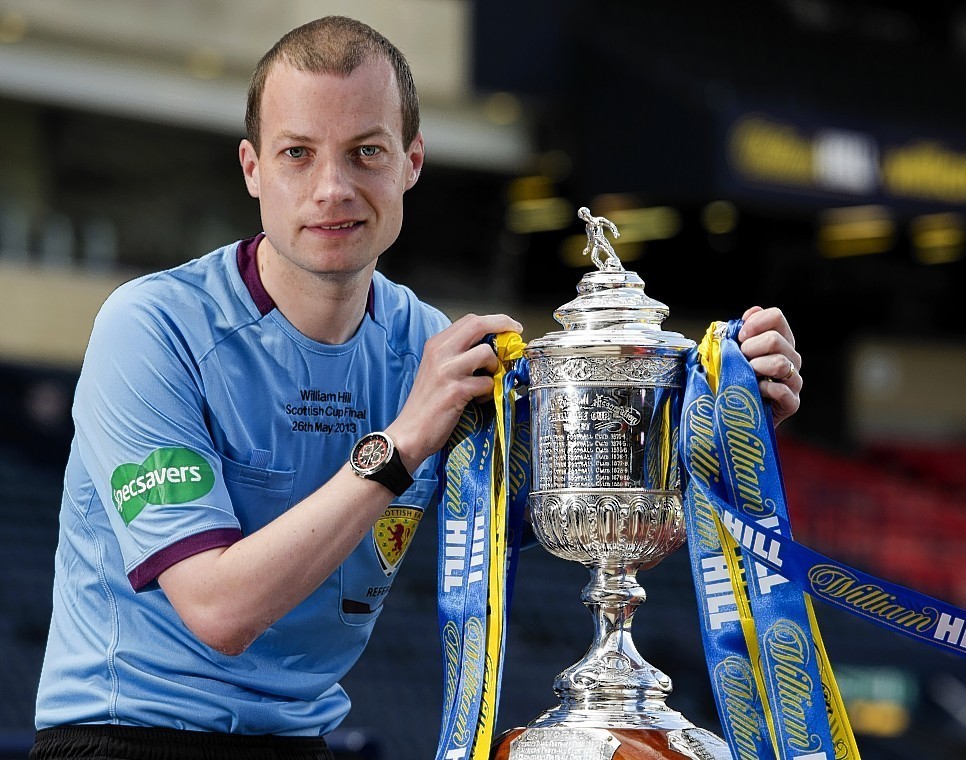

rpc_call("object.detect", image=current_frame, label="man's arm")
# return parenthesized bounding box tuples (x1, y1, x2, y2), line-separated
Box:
(158, 313, 522, 656)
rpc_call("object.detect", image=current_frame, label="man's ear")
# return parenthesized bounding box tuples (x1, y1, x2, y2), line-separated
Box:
(405, 132, 425, 191)
(239, 139, 260, 198)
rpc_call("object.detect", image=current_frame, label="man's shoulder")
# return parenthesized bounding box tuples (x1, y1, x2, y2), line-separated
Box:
(109, 244, 235, 305)
(102, 243, 244, 315)
(93, 243, 253, 351)
(370, 271, 451, 343)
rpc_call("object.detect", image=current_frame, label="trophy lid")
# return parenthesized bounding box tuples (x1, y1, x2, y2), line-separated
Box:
(526, 208, 694, 357)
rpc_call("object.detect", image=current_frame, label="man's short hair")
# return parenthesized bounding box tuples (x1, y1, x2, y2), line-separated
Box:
(245, 16, 420, 153)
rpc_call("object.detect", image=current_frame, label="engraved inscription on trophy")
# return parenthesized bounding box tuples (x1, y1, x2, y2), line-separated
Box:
(538, 388, 644, 490)
(509, 728, 619, 760)
(666, 729, 733, 760)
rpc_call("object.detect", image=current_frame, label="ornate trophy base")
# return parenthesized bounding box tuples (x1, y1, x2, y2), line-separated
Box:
(490, 687, 731, 759)
(491, 724, 730, 760)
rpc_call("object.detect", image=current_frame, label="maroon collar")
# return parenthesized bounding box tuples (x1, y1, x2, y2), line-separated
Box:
(235, 234, 375, 319)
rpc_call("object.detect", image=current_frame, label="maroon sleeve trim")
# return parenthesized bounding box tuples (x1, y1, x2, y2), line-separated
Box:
(128, 527, 243, 591)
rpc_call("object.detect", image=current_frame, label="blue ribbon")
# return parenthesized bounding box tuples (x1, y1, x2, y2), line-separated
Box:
(503, 359, 531, 613)
(436, 401, 493, 760)
(435, 360, 529, 760)
(681, 356, 777, 760)
(682, 319, 966, 760)
(699, 471, 966, 659)
(713, 322, 835, 760)
(693, 322, 966, 658)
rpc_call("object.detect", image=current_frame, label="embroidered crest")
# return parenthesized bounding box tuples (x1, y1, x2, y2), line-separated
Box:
(374, 506, 422, 576)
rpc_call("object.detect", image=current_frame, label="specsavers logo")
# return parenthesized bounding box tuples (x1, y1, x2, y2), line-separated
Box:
(110, 447, 215, 525)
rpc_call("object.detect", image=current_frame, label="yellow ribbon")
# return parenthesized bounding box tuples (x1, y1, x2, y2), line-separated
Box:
(471, 332, 526, 760)
(697, 322, 725, 395)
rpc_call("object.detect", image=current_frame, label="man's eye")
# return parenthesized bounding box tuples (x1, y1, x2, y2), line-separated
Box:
(358, 146, 380, 158)
(284, 147, 307, 159)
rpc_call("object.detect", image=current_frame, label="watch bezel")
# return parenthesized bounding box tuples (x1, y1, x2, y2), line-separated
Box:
(350, 431, 395, 477)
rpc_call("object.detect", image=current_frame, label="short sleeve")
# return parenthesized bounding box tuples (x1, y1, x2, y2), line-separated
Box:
(73, 281, 241, 585)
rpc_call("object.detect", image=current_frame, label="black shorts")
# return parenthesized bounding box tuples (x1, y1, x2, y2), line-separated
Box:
(29, 725, 335, 760)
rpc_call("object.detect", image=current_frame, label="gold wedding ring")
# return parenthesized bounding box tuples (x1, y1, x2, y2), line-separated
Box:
(766, 360, 796, 383)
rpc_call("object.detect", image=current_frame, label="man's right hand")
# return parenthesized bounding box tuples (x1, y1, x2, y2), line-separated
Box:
(387, 313, 523, 474)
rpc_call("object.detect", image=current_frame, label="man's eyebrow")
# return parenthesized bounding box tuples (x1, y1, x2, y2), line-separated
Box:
(275, 127, 395, 145)
(351, 127, 394, 142)
(277, 130, 314, 144)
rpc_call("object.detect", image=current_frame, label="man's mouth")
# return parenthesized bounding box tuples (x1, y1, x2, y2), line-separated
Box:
(316, 221, 360, 230)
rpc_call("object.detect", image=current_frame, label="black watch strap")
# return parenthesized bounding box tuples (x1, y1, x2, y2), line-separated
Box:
(349, 432, 413, 497)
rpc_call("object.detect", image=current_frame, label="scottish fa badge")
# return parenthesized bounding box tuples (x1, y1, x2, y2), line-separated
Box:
(374, 506, 422, 576)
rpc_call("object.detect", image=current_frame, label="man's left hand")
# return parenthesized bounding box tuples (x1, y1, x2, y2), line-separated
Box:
(736, 306, 802, 427)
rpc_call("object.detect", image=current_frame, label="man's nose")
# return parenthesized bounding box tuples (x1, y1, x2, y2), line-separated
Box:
(313, 158, 354, 204)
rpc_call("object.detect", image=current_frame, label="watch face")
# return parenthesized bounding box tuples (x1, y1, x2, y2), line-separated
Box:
(352, 433, 391, 474)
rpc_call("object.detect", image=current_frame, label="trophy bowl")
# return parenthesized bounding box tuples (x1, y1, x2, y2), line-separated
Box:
(530, 491, 685, 569)
(490, 209, 732, 759)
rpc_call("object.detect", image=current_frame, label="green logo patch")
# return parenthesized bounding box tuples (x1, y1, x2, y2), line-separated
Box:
(110, 447, 215, 525)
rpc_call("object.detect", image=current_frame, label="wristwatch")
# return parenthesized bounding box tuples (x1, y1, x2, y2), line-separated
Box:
(349, 431, 413, 497)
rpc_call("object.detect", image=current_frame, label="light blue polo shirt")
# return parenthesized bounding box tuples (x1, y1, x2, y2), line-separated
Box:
(35, 238, 449, 735)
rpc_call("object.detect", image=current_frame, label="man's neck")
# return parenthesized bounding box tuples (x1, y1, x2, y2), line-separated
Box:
(256, 237, 374, 345)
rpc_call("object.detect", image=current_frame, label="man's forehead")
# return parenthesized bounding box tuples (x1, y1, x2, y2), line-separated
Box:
(261, 59, 404, 133)
(262, 59, 402, 115)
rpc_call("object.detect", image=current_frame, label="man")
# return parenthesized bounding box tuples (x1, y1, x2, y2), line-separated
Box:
(30, 16, 802, 760)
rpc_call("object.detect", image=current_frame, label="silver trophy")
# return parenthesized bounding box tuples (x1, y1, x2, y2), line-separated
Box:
(492, 209, 732, 759)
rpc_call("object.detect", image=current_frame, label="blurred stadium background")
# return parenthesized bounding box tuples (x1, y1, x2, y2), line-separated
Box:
(1, 0, 964, 758)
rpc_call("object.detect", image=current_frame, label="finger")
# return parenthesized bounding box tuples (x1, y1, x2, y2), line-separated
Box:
(466, 342, 502, 377)
(746, 354, 802, 385)
(758, 378, 801, 426)
(466, 374, 496, 402)
(740, 305, 763, 322)
(445, 313, 524, 351)
(740, 334, 801, 374)
(738, 306, 795, 348)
